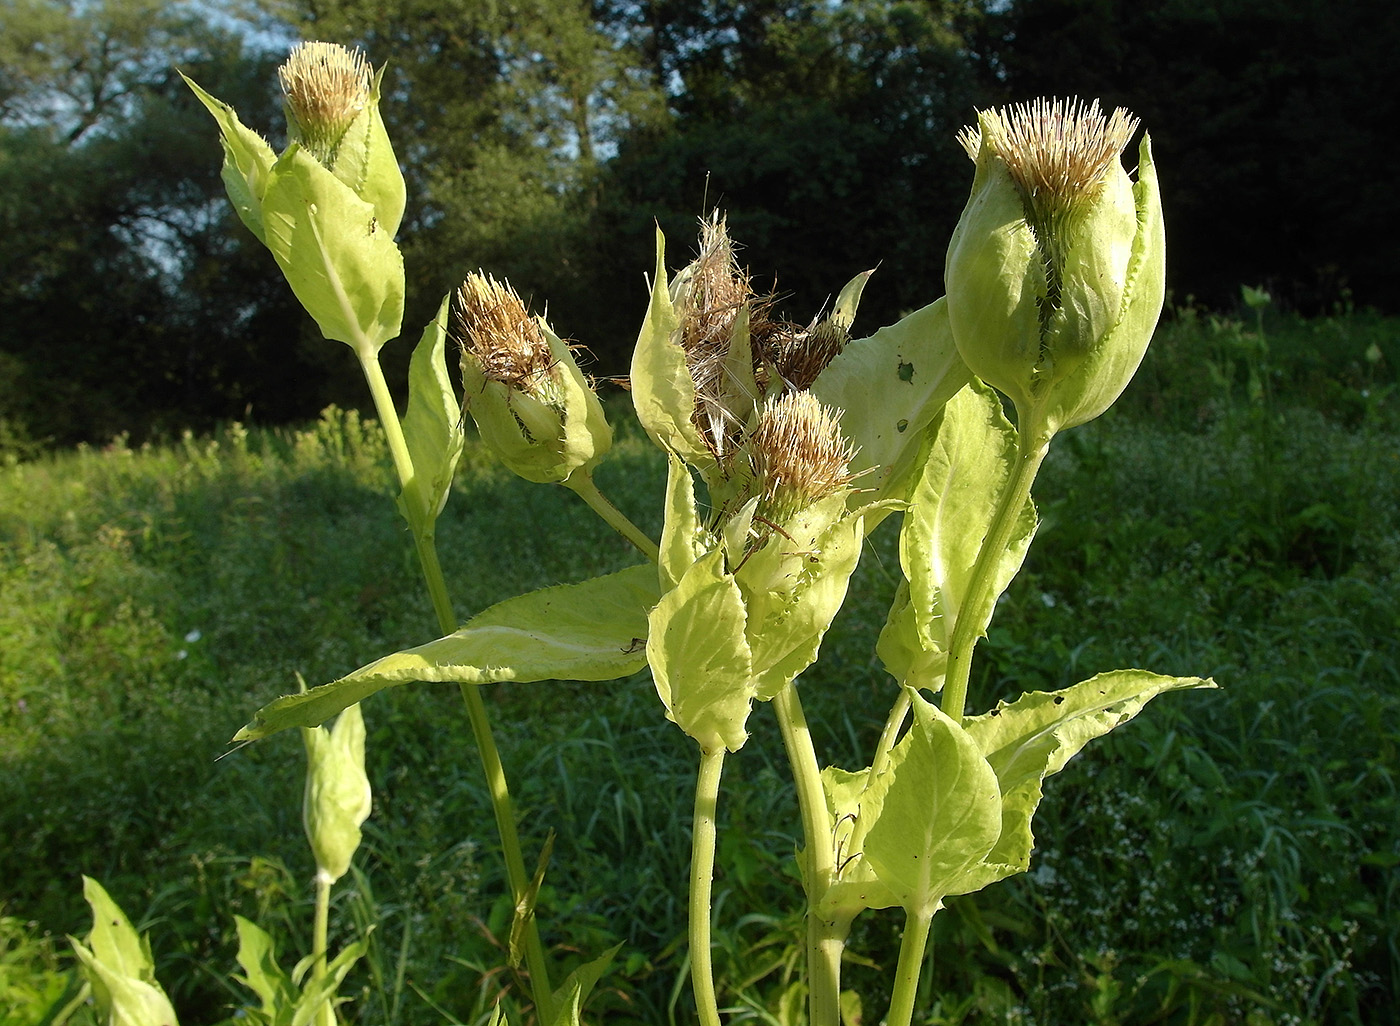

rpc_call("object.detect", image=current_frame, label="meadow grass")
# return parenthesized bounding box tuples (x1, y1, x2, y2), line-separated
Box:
(0, 306, 1396, 1025)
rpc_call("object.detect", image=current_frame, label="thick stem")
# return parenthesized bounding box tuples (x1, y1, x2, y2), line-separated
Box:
(689, 747, 726, 1026)
(566, 471, 661, 562)
(884, 907, 934, 1026)
(357, 352, 557, 1021)
(311, 871, 333, 1026)
(771, 684, 843, 1026)
(940, 429, 1050, 724)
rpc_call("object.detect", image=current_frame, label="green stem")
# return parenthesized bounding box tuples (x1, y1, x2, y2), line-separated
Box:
(356, 351, 557, 1022)
(771, 684, 844, 1026)
(689, 746, 726, 1026)
(870, 688, 911, 782)
(358, 352, 418, 495)
(884, 907, 933, 1026)
(311, 871, 333, 1026)
(566, 471, 660, 562)
(940, 428, 1050, 724)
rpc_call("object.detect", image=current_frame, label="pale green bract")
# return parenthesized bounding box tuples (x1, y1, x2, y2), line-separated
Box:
(69, 876, 181, 1026)
(259, 144, 405, 352)
(878, 379, 1037, 687)
(397, 295, 465, 532)
(858, 692, 1003, 916)
(182, 74, 276, 243)
(302, 702, 370, 883)
(308, 65, 406, 239)
(947, 669, 1217, 895)
(630, 228, 710, 473)
(234, 564, 660, 740)
(647, 548, 756, 753)
(810, 297, 971, 521)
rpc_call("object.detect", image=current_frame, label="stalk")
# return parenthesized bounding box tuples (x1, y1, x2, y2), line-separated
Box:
(940, 427, 1050, 724)
(870, 688, 912, 781)
(356, 351, 557, 1021)
(567, 471, 661, 562)
(884, 907, 934, 1026)
(771, 683, 845, 1026)
(689, 747, 727, 1026)
(311, 871, 333, 1026)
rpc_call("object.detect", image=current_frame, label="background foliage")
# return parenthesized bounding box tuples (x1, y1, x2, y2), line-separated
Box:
(2, 0, 1397, 446)
(1, 303, 1397, 1024)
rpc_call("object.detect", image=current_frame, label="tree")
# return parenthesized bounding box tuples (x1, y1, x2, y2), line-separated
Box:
(0, 0, 339, 445)
(594, 1, 996, 353)
(978, 0, 1400, 311)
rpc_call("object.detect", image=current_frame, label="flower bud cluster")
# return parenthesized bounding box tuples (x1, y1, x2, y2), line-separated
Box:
(185, 41, 407, 352)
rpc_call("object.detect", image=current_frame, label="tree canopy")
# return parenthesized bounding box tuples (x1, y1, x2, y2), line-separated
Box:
(2, 0, 1393, 445)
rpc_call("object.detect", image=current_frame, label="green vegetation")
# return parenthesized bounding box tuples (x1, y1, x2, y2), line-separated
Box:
(1, 304, 1396, 1024)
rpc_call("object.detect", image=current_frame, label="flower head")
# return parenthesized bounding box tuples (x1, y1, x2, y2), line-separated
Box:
(676, 214, 756, 457)
(454, 272, 611, 484)
(959, 99, 1138, 224)
(278, 41, 372, 165)
(748, 391, 855, 524)
(454, 273, 559, 401)
(945, 97, 1164, 437)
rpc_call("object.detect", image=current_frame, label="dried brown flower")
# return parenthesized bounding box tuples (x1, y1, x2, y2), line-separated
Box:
(454, 273, 556, 397)
(678, 214, 755, 457)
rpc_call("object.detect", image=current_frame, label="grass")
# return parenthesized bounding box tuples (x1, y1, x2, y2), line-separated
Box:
(0, 303, 1397, 1025)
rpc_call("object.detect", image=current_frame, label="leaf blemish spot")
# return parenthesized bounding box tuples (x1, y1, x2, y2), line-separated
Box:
(897, 360, 915, 383)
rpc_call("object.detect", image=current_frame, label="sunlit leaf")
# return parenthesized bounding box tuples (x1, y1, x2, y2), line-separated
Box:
(863, 691, 1002, 915)
(234, 565, 659, 740)
(647, 549, 755, 752)
(948, 670, 1217, 895)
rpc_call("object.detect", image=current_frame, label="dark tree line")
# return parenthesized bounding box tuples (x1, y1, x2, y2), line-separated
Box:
(2, 0, 1393, 446)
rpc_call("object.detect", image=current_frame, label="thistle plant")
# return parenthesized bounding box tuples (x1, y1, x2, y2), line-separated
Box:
(182, 45, 1212, 1026)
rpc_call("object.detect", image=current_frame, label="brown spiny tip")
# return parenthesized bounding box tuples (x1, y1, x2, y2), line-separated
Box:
(681, 213, 754, 456)
(454, 273, 555, 394)
(278, 41, 372, 161)
(756, 316, 850, 393)
(749, 391, 855, 519)
(960, 98, 1138, 214)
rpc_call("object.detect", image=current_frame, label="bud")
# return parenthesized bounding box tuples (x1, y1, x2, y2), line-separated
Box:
(185, 41, 407, 352)
(945, 98, 1165, 437)
(302, 702, 371, 883)
(455, 273, 611, 484)
(276, 41, 406, 237)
